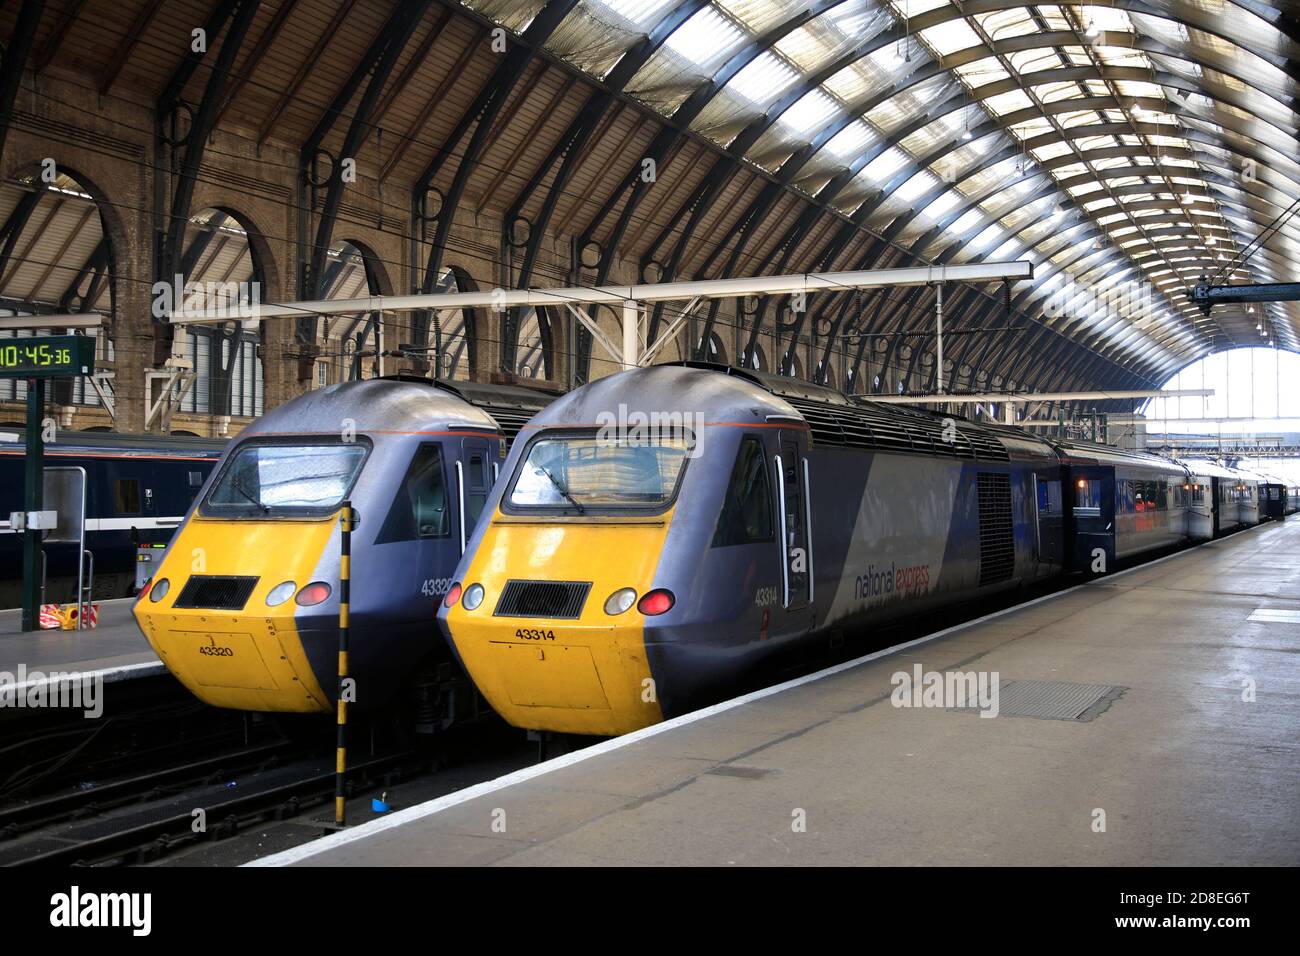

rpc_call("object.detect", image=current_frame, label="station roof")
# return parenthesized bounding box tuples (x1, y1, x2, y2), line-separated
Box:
(2, 0, 1297, 394)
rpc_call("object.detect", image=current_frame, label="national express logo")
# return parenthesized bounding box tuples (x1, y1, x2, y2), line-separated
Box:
(854, 561, 931, 602)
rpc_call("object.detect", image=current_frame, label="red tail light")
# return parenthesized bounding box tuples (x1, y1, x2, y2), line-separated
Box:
(638, 589, 675, 616)
(295, 582, 332, 606)
(444, 582, 462, 607)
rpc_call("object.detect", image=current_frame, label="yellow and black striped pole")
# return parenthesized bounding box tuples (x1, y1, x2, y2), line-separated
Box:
(335, 501, 353, 826)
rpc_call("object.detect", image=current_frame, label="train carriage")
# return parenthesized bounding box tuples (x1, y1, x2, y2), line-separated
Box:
(0, 431, 224, 606)
(1056, 442, 1190, 570)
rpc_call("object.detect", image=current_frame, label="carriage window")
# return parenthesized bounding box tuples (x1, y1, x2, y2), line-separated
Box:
(1037, 476, 1062, 515)
(1073, 478, 1101, 517)
(713, 437, 774, 547)
(114, 479, 141, 514)
(377, 444, 449, 542)
(465, 452, 489, 530)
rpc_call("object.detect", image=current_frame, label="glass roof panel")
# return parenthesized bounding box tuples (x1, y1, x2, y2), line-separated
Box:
(480, 0, 1300, 366)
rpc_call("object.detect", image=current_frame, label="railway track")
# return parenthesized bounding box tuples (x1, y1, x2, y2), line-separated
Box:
(0, 697, 529, 867)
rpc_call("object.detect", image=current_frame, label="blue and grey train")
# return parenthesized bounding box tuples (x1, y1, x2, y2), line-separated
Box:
(134, 376, 555, 725)
(438, 363, 1271, 737)
(0, 431, 225, 607)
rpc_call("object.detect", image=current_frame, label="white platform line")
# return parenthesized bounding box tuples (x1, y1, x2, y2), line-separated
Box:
(248, 524, 1274, 867)
(0, 660, 165, 696)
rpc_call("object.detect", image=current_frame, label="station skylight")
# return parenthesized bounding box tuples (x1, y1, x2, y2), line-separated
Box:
(467, 0, 1300, 380)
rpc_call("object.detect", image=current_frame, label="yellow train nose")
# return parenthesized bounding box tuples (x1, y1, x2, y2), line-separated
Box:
(133, 516, 335, 713)
(443, 514, 672, 736)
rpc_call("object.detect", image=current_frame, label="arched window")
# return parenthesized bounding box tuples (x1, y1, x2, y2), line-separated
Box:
(0, 169, 116, 410)
(176, 208, 266, 418)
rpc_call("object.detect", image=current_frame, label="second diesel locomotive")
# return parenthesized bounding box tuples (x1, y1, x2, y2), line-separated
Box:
(134, 376, 553, 722)
(438, 363, 1268, 737)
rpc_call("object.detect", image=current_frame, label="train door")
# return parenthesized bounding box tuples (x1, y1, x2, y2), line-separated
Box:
(1068, 467, 1114, 573)
(456, 437, 493, 553)
(775, 433, 811, 614)
(1210, 477, 1221, 535)
(1033, 472, 1063, 565)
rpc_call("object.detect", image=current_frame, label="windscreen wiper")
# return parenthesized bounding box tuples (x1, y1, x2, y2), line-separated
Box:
(231, 474, 270, 513)
(539, 466, 585, 514)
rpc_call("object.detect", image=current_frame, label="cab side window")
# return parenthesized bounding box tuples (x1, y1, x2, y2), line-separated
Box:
(377, 444, 450, 543)
(712, 437, 774, 547)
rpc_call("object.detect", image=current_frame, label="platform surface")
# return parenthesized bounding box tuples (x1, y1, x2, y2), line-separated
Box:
(0, 598, 161, 681)
(266, 521, 1300, 867)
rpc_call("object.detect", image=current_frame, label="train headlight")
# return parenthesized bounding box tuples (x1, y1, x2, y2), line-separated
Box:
(266, 581, 297, 607)
(604, 588, 637, 615)
(637, 589, 675, 616)
(462, 583, 485, 611)
(444, 582, 462, 607)
(149, 578, 170, 602)
(295, 582, 332, 606)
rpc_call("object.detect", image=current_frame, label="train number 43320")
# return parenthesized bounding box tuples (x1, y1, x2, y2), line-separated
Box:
(515, 628, 556, 641)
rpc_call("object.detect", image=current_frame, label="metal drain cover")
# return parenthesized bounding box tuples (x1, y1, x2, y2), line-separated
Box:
(952, 680, 1126, 722)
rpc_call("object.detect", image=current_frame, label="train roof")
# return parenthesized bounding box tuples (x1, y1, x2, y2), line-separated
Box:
(528, 363, 797, 433)
(421, 377, 558, 444)
(668, 362, 1017, 462)
(1050, 438, 1186, 474)
(537, 362, 1014, 463)
(0, 429, 226, 457)
(1179, 459, 1235, 480)
(239, 377, 557, 443)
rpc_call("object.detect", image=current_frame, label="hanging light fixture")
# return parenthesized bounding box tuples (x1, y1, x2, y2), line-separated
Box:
(1085, 19, 1099, 39)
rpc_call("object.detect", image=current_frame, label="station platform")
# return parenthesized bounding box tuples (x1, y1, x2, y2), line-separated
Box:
(0, 598, 162, 687)
(258, 520, 1300, 867)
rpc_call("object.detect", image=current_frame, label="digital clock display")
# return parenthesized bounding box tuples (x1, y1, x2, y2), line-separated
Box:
(0, 335, 96, 379)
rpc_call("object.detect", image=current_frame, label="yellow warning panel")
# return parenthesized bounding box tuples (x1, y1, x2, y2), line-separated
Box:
(492, 642, 610, 710)
(140, 613, 330, 712)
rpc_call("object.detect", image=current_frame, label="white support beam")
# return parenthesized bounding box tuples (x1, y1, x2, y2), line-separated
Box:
(1108, 415, 1300, 425)
(934, 284, 944, 394)
(0, 312, 105, 330)
(869, 389, 1213, 405)
(638, 297, 701, 368)
(168, 262, 1034, 325)
(622, 299, 639, 370)
(144, 368, 195, 433)
(563, 304, 623, 367)
(86, 371, 116, 422)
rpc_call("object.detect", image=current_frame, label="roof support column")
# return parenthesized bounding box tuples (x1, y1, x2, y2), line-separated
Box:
(0, 0, 43, 163)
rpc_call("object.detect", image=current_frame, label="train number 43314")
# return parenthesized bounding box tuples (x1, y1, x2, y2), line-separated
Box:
(515, 628, 556, 641)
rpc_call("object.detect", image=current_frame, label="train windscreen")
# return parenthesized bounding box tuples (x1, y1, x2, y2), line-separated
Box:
(203, 439, 370, 517)
(506, 434, 690, 514)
